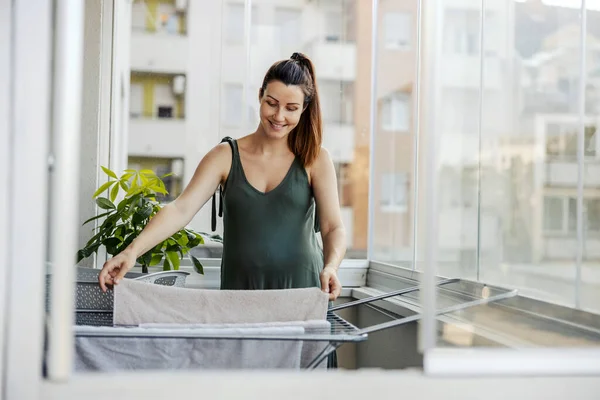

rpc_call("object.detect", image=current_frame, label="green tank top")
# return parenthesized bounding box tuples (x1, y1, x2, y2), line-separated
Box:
(216, 137, 324, 290)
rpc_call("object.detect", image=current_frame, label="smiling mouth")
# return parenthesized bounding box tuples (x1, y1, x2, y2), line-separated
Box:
(269, 121, 286, 130)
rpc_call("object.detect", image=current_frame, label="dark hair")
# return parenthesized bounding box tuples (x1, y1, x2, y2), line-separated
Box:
(259, 52, 322, 167)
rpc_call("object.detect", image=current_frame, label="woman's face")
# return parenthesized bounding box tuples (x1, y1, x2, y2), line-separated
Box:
(258, 80, 305, 140)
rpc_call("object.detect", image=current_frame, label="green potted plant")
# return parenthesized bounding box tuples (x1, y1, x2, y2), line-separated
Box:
(77, 166, 219, 274)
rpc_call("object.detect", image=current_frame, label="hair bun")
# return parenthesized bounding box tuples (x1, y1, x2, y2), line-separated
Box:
(291, 52, 306, 61)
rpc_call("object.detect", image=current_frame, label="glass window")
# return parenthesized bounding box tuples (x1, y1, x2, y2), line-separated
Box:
(382, 92, 409, 132)
(384, 12, 411, 50)
(225, 3, 244, 45)
(543, 196, 564, 232)
(222, 84, 243, 127)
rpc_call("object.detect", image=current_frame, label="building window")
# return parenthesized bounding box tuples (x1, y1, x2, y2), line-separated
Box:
(384, 12, 411, 50)
(325, 10, 343, 42)
(222, 84, 243, 127)
(225, 3, 244, 45)
(543, 196, 564, 232)
(128, 157, 184, 203)
(382, 92, 409, 132)
(444, 9, 479, 55)
(381, 173, 408, 213)
(543, 196, 600, 234)
(546, 123, 597, 160)
(335, 162, 353, 207)
(129, 83, 143, 118)
(320, 81, 353, 125)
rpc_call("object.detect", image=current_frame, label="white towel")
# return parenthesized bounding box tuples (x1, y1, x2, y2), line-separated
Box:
(141, 319, 332, 369)
(74, 325, 304, 371)
(113, 279, 329, 326)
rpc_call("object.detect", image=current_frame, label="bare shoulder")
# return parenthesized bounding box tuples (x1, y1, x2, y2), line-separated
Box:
(311, 147, 333, 173)
(192, 141, 233, 184)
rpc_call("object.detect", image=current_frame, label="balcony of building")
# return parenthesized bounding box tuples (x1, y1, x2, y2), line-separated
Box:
(128, 117, 187, 158)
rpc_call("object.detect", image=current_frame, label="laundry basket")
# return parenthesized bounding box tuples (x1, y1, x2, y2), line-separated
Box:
(45, 267, 190, 326)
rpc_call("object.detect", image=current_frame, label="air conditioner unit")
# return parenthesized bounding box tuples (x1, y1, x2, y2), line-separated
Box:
(171, 159, 184, 176)
(172, 75, 186, 95)
(175, 0, 188, 12)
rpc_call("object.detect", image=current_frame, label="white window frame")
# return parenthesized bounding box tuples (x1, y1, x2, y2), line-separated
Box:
(5, 3, 600, 399)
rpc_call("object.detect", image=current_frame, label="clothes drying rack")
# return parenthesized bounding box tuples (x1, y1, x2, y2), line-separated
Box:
(73, 277, 518, 370)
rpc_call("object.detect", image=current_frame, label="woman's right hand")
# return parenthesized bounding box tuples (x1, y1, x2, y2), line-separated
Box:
(98, 250, 137, 292)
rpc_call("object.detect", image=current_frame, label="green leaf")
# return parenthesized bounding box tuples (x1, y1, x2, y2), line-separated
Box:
(163, 255, 172, 271)
(161, 172, 174, 178)
(149, 253, 163, 266)
(93, 180, 115, 198)
(96, 197, 116, 210)
(119, 179, 130, 192)
(124, 169, 137, 173)
(149, 184, 168, 195)
(110, 181, 120, 202)
(140, 169, 155, 176)
(166, 251, 180, 270)
(85, 230, 103, 247)
(190, 255, 204, 275)
(81, 211, 112, 226)
(101, 166, 118, 179)
(126, 186, 144, 198)
(176, 233, 189, 247)
(139, 173, 149, 186)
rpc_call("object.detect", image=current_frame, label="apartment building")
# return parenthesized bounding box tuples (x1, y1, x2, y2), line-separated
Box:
(126, 0, 361, 251)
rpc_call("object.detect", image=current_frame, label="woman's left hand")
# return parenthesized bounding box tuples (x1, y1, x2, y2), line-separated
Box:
(320, 266, 342, 301)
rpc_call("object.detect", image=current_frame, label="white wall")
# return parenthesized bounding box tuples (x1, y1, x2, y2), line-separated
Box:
(310, 42, 357, 81)
(323, 123, 355, 163)
(545, 162, 600, 187)
(128, 119, 186, 157)
(130, 32, 188, 73)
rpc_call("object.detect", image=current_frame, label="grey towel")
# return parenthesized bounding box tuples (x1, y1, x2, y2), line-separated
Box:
(141, 320, 332, 369)
(74, 325, 304, 371)
(114, 279, 329, 326)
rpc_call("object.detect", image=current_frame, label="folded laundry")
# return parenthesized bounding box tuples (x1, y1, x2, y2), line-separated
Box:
(140, 319, 332, 369)
(113, 278, 329, 326)
(74, 325, 304, 371)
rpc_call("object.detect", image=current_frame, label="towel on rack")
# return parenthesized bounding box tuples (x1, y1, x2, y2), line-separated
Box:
(141, 319, 332, 369)
(74, 324, 304, 372)
(113, 279, 329, 326)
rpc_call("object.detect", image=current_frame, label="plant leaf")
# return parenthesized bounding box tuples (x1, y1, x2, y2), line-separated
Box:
(163, 255, 172, 271)
(190, 255, 204, 275)
(176, 233, 189, 247)
(166, 251, 180, 270)
(96, 197, 116, 210)
(110, 181, 120, 202)
(119, 179, 130, 192)
(101, 166, 118, 179)
(93, 180, 115, 198)
(161, 172, 174, 178)
(149, 253, 163, 266)
(140, 169, 155, 176)
(81, 211, 112, 226)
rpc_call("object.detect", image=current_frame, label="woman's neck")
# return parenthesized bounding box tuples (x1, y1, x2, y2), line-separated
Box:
(249, 126, 291, 156)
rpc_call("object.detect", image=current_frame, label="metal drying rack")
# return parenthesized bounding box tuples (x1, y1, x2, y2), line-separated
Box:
(73, 276, 518, 370)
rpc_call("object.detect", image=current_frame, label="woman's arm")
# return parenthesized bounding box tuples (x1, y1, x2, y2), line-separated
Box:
(98, 143, 232, 291)
(311, 148, 347, 299)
